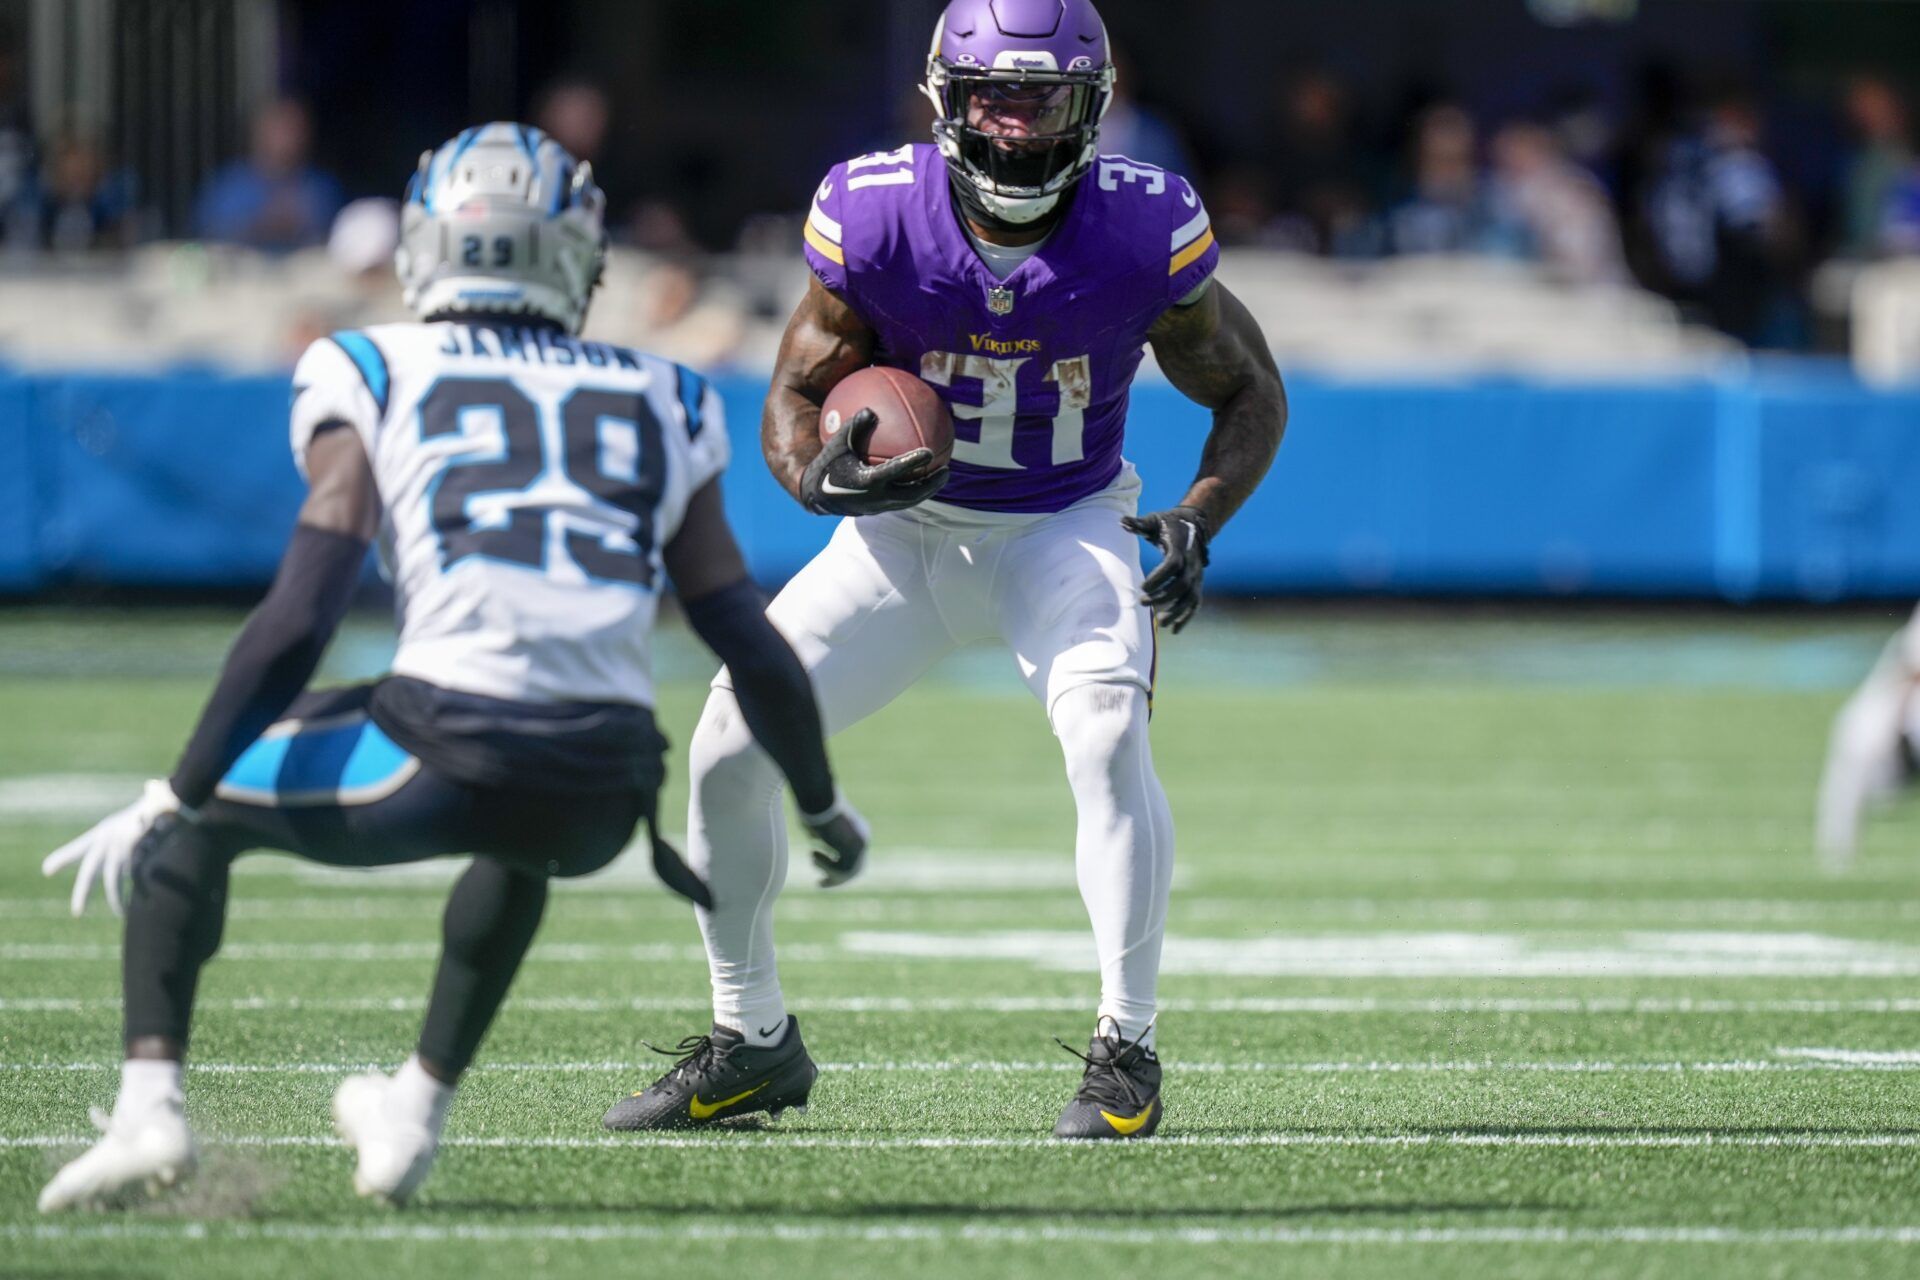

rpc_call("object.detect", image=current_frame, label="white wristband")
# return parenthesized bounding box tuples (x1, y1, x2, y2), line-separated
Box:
(800, 788, 847, 827)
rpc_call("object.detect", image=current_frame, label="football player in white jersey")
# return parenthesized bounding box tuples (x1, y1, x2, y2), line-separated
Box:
(37, 123, 867, 1212)
(1817, 604, 1920, 867)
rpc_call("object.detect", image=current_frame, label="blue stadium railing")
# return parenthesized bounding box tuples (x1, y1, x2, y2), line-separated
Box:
(6, 364, 1920, 600)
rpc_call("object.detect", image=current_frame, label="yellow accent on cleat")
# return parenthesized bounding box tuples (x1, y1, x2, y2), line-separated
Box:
(688, 1082, 767, 1120)
(1098, 1099, 1157, 1136)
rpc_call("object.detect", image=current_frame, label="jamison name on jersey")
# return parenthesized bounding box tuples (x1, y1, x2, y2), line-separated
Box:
(434, 323, 652, 369)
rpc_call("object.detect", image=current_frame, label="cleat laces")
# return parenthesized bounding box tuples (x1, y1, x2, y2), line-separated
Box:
(1055, 1024, 1155, 1114)
(640, 1033, 734, 1089)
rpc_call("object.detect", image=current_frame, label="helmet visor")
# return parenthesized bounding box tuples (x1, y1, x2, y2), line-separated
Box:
(937, 71, 1104, 194)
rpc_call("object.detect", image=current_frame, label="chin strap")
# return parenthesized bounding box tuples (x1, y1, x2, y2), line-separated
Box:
(949, 173, 1067, 235)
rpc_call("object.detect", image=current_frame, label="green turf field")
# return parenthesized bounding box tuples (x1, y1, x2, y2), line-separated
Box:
(6, 606, 1920, 1279)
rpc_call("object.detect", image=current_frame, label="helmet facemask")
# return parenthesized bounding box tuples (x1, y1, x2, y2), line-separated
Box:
(396, 125, 610, 334)
(925, 56, 1114, 228)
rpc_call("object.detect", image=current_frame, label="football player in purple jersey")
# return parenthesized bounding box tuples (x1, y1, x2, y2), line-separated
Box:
(606, 0, 1286, 1139)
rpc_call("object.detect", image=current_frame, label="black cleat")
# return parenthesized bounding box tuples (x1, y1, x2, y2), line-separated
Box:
(602, 1017, 818, 1131)
(1052, 1021, 1163, 1140)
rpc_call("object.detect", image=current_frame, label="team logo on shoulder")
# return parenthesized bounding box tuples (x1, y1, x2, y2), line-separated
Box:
(988, 285, 1016, 316)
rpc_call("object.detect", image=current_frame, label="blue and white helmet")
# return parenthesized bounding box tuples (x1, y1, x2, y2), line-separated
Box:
(397, 123, 607, 333)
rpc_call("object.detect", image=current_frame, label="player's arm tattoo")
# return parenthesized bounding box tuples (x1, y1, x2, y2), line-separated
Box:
(1146, 281, 1287, 533)
(762, 275, 878, 503)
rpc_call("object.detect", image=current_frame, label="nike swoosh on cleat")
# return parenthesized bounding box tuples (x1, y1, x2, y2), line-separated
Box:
(688, 1083, 767, 1120)
(1098, 1099, 1157, 1136)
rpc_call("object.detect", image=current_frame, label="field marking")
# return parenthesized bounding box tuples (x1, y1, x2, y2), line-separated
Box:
(1776, 1047, 1920, 1066)
(18, 929, 1920, 976)
(0, 774, 145, 820)
(0, 942, 830, 963)
(11, 1221, 1920, 1247)
(8, 1132, 1920, 1155)
(15, 995, 1920, 1016)
(14, 894, 1920, 923)
(841, 929, 1920, 978)
(9, 1058, 1920, 1076)
(12, 1221, 1920, 1249)
(251, 847, 1115, 894)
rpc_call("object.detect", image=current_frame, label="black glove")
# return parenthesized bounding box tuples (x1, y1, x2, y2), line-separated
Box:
(801, 407, 949, 516)
(799, 790, 871, 888)
(1122, 506, 1211, 634)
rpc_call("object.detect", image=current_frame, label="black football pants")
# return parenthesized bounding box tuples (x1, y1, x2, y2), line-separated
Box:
(121, 686, 647, 1077)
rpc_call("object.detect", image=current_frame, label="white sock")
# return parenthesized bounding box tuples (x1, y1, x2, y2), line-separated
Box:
(389, 1055, 455, 1135)
(722, 1013, 789, 1048)
(687, 691, 792, 1048)
(1053, 684, 1174, 1059)
(113, 1059, 183, 1122)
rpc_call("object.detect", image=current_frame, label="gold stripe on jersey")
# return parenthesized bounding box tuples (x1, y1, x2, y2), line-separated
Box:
(1169, 228, 1215, 277)
(804, 220, 845, 266)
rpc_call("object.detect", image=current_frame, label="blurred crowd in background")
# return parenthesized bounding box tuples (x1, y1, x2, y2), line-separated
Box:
(12, 4, 1920, 364)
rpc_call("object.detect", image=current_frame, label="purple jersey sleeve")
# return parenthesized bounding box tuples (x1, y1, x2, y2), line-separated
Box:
(1166, 173, 1220, 307)
(802, 165, 851, 295)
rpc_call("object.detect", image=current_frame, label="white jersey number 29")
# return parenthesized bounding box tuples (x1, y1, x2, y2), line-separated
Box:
(919, 352, 1092, 471)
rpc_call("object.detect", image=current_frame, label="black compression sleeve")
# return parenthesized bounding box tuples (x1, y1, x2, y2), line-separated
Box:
(682, 579, 836, 815)
(169, 524, 369, 809)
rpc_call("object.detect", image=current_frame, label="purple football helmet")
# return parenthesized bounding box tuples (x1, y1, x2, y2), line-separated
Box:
(922, 0, 1116, 228)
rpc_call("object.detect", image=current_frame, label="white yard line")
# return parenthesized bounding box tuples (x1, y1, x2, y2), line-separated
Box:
(7, 1132, 1920, 1153)
(8, 1221, 1920, 1247)
(0, 942, 832, 963)
(10, 895, 1920, 921)
(10, 1221, 1920, 1248)
(1775, 1047, 1920, 1065)
(17, 929, 1920, 976)
(13, 995, 1920, 1016)
(6, 1058, 1920, 1075)
(839, 929, 1920, 978)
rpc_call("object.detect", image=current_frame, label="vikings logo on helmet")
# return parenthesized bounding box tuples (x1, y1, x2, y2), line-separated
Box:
(922, 0, 1116, 229)
(396, 123, 608, 334)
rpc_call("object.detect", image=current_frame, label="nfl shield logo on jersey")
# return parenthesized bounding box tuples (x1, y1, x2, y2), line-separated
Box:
(988, 285, 1015, 316)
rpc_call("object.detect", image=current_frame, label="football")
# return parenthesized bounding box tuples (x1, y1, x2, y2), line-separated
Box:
(819, 365, 954, 468)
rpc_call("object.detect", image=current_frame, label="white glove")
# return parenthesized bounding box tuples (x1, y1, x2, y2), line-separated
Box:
(41, 780, 190, 918)
(800, 790, 871, 889)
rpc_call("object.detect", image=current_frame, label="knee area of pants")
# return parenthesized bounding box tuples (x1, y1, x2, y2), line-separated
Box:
(1052, 684, 1150, 782)
(133, 821, 237, 887)
(444, 863, 546, 944)
(689, 695, 780, 792)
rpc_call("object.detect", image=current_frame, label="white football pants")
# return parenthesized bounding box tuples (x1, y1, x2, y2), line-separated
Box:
(687, 468, 1175, 1044)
